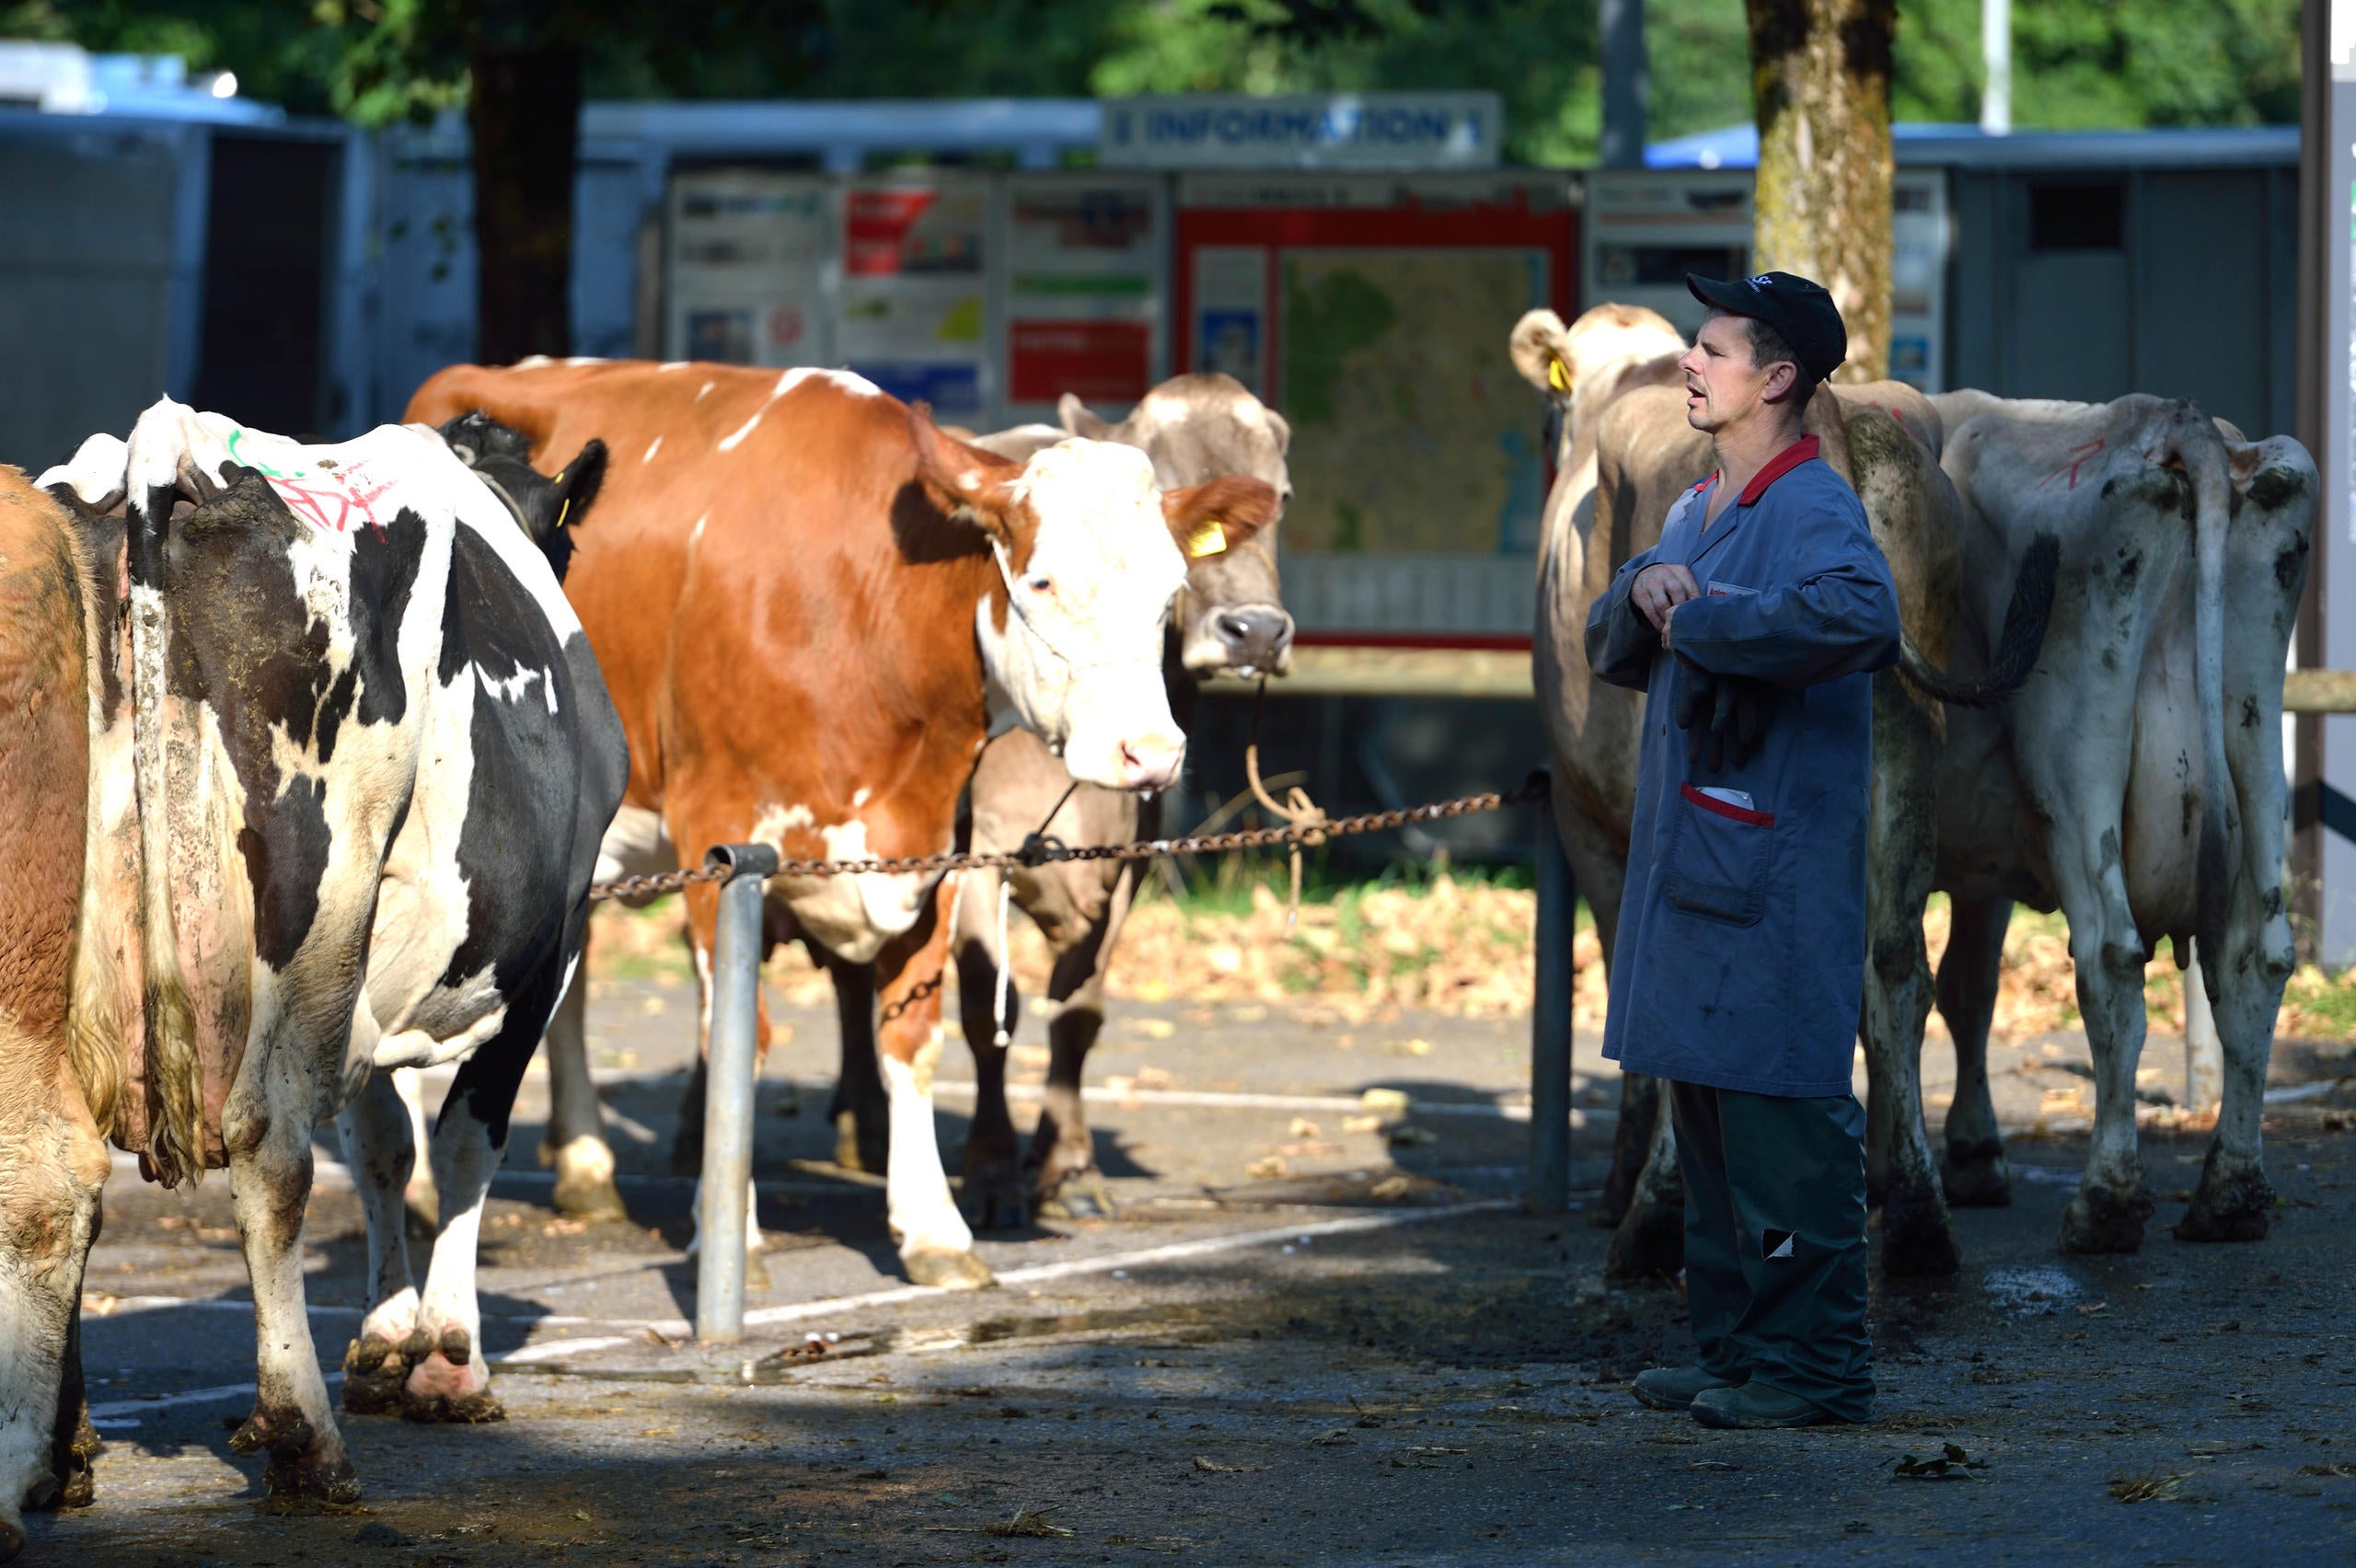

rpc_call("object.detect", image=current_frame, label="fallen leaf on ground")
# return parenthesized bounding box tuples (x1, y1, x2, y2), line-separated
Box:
(2108, 1469, 2186, 1503)
(1193, 1457, 1264, 1473)
(2296, 1462, 2356, 1478)
(1369, 1174, 1415, 1200)
(1309, 1429, 1356, 1447)
(985, 1505, 1076, 1539)
(1245, 1155, 1288, 1180)
(1342, 1114, 1383, 1134)
(1892, 1444, 1989, 1481)
(1360, 1088, 1412, 1118)
(571, 1510, 591, 1521)
(1288, 1117, 1322, 1138)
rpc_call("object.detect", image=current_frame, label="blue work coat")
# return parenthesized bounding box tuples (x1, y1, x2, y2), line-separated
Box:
(1585, 437, 1901, 1098)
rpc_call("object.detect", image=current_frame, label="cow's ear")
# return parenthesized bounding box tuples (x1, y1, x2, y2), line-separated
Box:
(1264, 408, 1291, 455)
(1510, 308, 1574, 398)
(1161, 474, 1279, 561)
(909, 401, 1027, 546)
(549, 439, 606, 530)
(1058, 392, 1115, 441)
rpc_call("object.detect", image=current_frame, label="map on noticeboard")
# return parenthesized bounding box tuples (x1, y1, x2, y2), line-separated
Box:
(1277, 248, 1553, 558)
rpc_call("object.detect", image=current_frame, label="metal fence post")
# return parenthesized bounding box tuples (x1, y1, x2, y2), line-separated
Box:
(1529, 771, 1574, 1213)
(697, 841, 779, 1344)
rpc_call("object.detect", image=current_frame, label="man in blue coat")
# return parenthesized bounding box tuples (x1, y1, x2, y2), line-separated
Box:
(1585, 272, 1900, 1429)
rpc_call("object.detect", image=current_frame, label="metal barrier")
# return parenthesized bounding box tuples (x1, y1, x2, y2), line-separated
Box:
(1207, 646, 2356, 710)
(694, 842, 778, 1343)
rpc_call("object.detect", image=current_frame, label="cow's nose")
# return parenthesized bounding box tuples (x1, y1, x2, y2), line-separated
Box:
(1117, 734, 1185, 792)
(1213, 606, 1296, 670)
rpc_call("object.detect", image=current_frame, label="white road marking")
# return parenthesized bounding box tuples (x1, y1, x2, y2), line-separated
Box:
(89, 1374, 344, 1424)
(496, 1199, 1514, 1363)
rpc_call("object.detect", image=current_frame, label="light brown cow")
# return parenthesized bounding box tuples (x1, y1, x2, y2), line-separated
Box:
(1514, 303, 2026, 1278)
(0, 467, 115, 1555)
(403, 362, 1278, 1287)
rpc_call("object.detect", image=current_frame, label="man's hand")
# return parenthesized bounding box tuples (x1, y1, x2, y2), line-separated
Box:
(1632, 562, 1699, 635)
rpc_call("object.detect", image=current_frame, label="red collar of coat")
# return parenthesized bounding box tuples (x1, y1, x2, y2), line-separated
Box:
(1691, 434, 1822, 508)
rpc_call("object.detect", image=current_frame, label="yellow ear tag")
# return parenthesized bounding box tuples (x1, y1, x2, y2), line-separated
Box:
(1185, 518, 1228, 559)
(555, 496, 572, 530)
(1547, 356, 1571, 394)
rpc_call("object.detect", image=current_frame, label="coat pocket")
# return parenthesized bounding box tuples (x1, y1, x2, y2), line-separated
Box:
(1664, 782, 1776, 927)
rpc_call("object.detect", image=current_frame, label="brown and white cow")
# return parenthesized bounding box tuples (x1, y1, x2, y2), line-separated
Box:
(1923, 394, 2314, 1252)
(1514, 303, 2038, 1278)
(812, 375, 1294, 1226)
(0, 467, 112, 1557)
(402, 362, 1278, 1287)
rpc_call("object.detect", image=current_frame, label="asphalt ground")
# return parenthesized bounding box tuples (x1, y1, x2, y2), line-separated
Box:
(43, 976, 2356, 1567)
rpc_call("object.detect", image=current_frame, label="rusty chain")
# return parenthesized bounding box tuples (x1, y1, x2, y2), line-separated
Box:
(586, 774, 1550, 904)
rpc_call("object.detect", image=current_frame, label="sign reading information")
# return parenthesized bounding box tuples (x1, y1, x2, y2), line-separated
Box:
(1101, 93, 1500, 170)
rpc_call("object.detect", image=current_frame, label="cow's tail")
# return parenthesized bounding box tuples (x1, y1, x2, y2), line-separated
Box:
(1896, 532, 2061, 709)
(126, 487, 204, 1188)
(2188, 430, 2234, 1004)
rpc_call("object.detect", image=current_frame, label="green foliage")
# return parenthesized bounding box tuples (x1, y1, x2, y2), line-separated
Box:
(5, 0, 2305, 143)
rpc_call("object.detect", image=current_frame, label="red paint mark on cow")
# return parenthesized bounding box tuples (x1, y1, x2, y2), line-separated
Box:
(269, 466, 393, 541)
(2036, 439, 2105, 491)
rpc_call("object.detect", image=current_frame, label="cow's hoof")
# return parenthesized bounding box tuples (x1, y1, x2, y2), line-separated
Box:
(2058, 1183, 2152, 1254)
(2175, 1159, 2274, 1242)
(833, 1111, 888, 1176)
(1037, 1172, 1116, 1221)
(402, 1328, 505, 1424)
(552, 1172, 629, 1222)
(904, 1248, 996, 1290)
(549, 1137, 629, 1220)
(1941, 1138, 2013, 1207)
(963, 1156, 1031, 1231)
(341, 1334, 411, 1416)
(1878, 1219, 1963, 1278)
(231, 1408, 363, 1506)
(1605, 1200, 1685, 1280)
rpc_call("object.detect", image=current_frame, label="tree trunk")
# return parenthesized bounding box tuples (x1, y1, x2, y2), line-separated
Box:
(1745, 0, 1895, 382)
(468, 43, 581, 365)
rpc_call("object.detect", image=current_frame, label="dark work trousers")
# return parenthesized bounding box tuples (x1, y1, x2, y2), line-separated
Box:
(1669, 1079, 1874, 1421)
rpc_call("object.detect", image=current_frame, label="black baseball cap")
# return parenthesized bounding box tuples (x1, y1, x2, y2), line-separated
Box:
(1686, 271, 1847, 382)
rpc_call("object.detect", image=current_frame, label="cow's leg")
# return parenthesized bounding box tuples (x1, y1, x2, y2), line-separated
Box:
(391, 1066, 438, 1232)
(335, 1071, 422, 1416)
(1605, 1090, 1684, 1279)
(1028, 861, 1137, 1220)
(1934, 896, 2013, 1205)
(14, 1098, 107, 1532)
(225, 1081, 359, 1502)
(398, 972, 562, 1424)
(952, 868, 1028, 1229)
(2051, 863, 2154, 1254)
(878, 883, 992, 1288)
(2178, 866, 2297, 1240)
(1860, 688, 1958, 1277)
(822, 947, 892, 1175)
(1554, 792, 1647, 1233)
(541, 958, 626, 1219)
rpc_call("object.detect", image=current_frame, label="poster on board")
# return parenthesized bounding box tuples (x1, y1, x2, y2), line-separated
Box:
(665, 169, 831, 368)
(837, 177, 990, 421)
(1003, 177, 1162, 421)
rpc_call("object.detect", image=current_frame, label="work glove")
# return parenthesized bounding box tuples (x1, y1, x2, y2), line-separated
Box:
(1671, 652, 1773, 773)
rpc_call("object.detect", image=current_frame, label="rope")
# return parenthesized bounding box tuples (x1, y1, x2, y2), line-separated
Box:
(584, 774, 1548, 905)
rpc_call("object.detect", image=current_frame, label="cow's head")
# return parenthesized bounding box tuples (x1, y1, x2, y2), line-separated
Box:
(910, 404, 1276, 791)
(1059, 374, 1294, 678)
(1511, 303, 1687, 467)
(436, 412, 606, 582)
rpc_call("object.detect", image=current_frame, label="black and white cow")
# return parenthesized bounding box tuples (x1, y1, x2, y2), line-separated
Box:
(40, 400, 625, 1503)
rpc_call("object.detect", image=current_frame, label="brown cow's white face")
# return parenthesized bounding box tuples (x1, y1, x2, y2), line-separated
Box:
(979, 440, 1192, 790)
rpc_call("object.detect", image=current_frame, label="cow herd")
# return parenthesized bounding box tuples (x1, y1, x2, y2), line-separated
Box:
(0, 299, 2317, 1554)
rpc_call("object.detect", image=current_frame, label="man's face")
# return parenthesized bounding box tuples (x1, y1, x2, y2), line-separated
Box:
(1677, 311, 1794, 435)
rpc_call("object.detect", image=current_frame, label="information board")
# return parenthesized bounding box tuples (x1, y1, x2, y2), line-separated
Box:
(664, 169, 832, 369)
(1175, 173, 1576, 639)
(1001, 176, 1165, 423)
(837, 175, 991, 420)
